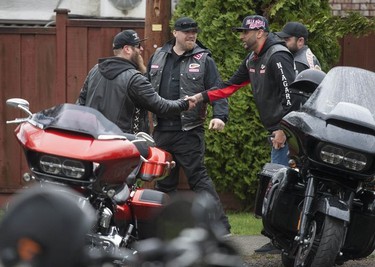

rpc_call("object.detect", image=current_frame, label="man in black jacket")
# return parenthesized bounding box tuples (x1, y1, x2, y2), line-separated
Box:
(147, 17, 231, 235)
(190, 15, 297, 167)
(189, 15, 300, 251)
(77, 29, 194, 134)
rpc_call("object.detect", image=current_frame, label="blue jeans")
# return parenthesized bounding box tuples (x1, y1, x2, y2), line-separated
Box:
(271, 143, 289, 166)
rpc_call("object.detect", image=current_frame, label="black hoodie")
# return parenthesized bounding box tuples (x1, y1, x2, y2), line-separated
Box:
(203, 33, 296, 132)
(77, 56, 188, 134)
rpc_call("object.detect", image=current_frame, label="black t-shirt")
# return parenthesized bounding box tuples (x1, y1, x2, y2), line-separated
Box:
(156, 49, 183, 131)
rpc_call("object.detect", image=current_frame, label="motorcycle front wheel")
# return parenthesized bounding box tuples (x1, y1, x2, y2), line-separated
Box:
(295, 213, 344, 267)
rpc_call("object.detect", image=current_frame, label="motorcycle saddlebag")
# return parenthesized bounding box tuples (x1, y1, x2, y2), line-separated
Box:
(254, 163, 286, 218)
(131, 188, 169, 239)
(342, 190, 375, 258)
(262, 167, 304, 234)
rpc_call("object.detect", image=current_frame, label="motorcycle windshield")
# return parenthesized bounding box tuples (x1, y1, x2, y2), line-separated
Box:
(31, 104, 132, 139)
(303, 66, 375, 130)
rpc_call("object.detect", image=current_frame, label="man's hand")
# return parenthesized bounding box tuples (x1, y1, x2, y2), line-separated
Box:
(271, 129, 287, 149)
(183, 96, 196, 110)
(209, 118, 225, 131)
(186, 93, 204, 104)
(187, 99, 196, 110)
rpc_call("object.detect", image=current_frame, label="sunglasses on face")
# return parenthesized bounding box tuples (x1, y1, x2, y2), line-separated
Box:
(133, 43, 141, 48)
(178, 22, 198, 28)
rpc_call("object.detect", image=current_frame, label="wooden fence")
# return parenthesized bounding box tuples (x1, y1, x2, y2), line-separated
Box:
(0, 9, 145, 203)
(1, 9, 375, 204)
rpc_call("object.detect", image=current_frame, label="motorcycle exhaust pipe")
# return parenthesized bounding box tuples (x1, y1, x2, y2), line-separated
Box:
(122, 224, 134, 246)
(100, 207, 113, 229)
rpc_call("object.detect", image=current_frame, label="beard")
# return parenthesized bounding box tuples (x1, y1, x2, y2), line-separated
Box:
(184, 40, 195, 51)
(130, 48, 141, 68)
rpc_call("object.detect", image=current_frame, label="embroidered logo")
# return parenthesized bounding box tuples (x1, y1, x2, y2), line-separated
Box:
(188, 63, 200, 72)
(189, 63, 200, 69)
(193, 53, 203, 60)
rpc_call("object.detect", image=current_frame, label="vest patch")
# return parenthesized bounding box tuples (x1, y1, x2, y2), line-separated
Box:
(193, 53, 203, 60)
(151, 64, 159, 69)
(188, 63, 200, 72)
(189, 63, 200, 69)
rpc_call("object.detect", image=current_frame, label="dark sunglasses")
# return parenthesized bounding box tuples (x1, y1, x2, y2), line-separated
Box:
(178, 22, 198, 28)
(133, 43, 141, 48)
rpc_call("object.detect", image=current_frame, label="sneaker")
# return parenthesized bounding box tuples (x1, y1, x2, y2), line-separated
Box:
(254, 242, 281, 254)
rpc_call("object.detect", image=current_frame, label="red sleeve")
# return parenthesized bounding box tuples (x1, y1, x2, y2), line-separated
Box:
(207, 81, 250, 102)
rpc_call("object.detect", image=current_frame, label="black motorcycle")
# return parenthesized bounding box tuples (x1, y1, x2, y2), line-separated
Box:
(254, 66, 375, 267)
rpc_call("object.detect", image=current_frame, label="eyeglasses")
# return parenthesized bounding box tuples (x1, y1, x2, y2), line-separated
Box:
(133, 43, 141, 49)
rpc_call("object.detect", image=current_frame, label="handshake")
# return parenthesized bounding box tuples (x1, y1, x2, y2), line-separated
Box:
(184, 93, 203, 110)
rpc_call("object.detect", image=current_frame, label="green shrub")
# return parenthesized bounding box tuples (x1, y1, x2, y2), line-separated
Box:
(174, 0, 375, 210)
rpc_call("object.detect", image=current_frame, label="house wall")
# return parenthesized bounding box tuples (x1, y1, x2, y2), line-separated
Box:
(330, 0, 375, 17)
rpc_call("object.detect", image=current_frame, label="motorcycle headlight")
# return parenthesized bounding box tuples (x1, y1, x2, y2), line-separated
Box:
(39, 155, 86, 179)
(318, 143, 369, 172)
(40, 155, 62, 175)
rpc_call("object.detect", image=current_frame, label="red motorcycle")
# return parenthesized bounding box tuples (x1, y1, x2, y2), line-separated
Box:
(5, 98, 175, 259)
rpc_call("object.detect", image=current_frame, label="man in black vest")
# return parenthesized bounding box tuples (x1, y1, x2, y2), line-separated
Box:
(276, 22, 321, 73)
(147, 17, 231, 235)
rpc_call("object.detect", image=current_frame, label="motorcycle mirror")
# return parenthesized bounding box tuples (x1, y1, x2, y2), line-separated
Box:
(6, 98, 32, 116)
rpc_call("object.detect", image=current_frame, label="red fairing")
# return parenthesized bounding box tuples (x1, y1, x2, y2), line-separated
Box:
(15, 122, 141, 185)
(15, 123, 140, 161)
(138, 146, 174, 181)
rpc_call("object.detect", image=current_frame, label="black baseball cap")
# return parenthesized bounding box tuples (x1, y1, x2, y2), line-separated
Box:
(174, 17, 199, 32)
(113, 30, 146, 49)
(232, 15, 269, 32)
(276, 22, 308, 39)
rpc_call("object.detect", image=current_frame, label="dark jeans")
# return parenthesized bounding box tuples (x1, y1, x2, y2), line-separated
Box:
(153, 127, 231, 232)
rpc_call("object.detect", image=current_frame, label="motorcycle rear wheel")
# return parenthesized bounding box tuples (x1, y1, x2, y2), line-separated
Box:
(295, 213, 344, 267)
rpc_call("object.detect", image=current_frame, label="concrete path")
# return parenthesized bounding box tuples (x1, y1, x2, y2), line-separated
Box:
(229, 235, 269, 256)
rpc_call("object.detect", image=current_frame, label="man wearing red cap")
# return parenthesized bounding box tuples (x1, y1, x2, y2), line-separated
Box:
(190, 15, 298, 166)
(188, 15, 303, 252)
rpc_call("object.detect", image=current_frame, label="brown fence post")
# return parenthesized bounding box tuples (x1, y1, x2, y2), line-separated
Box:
(54, 8, 70, 102)
(144, 0, 172, 63)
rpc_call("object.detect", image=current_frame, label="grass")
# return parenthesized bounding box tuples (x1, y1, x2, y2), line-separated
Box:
(227, 211, 263, 235)
(0, 209, 260, 236)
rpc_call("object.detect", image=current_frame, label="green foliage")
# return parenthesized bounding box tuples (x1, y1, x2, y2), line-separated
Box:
(174, 0, 375, 209)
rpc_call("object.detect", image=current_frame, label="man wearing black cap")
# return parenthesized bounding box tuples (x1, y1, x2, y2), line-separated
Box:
(76, 29, 194, 134)
(147, 17, 231, 235)
(276, 22, 321, 73)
